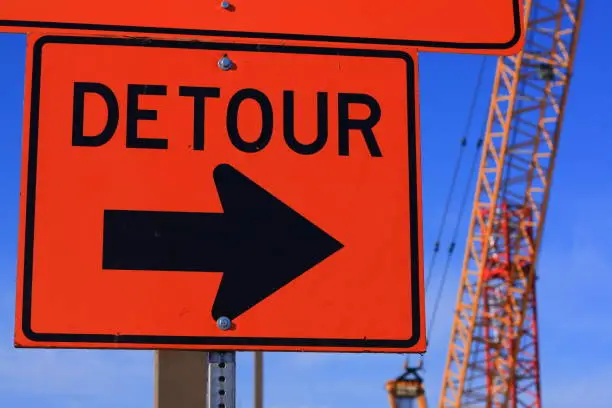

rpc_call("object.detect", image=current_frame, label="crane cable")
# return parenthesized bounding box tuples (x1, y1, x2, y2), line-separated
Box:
(423, 138, 465, 293)
(426, 126, 484, 344)
(422, 55, 489, 354)
(418, 131, 483, 407)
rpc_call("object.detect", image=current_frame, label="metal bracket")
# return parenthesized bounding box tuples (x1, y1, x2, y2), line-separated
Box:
(207, 351, 236, 408)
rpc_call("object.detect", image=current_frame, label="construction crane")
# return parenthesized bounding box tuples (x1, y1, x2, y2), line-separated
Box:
(386, 0, 584, 406)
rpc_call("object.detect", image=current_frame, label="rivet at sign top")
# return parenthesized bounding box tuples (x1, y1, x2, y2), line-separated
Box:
(220, 1, 230, 9)
(218, 55, 233, 71)
(217, 316, 232, 330)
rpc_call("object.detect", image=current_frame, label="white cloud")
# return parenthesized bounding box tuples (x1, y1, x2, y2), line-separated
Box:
(0, 290, 152, 407)
(268, 405, 331, 408)
(278, 352, 358, 370)
(0, 346, 151, 397)
(542, 363, 612, 407)
(538, 212, 612, 329)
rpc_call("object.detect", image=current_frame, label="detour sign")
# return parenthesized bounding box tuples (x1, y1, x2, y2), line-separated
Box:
(0, 0, 524, 55)
(15, 35, 425, 352)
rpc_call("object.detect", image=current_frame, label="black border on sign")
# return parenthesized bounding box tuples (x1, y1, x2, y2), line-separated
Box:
(2, 0, 521, 51)
(22, 35, 422, 350)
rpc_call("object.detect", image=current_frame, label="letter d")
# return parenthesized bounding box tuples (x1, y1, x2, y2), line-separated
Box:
(72, 82, 119, 147)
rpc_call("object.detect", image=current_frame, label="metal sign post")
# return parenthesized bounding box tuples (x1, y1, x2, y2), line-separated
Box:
(207, 352, 236, 408)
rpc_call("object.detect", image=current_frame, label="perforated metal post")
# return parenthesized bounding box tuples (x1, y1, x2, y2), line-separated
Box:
(207, 351, 236, 408)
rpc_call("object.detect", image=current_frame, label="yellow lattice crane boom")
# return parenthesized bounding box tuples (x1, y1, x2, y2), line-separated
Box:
(438, 0, 584, 406)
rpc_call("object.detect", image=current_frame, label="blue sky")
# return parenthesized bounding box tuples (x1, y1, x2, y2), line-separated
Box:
(1, 2, 611, 406)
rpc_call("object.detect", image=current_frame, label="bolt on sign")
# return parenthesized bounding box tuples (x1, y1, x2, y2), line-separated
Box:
(0, 0, 523, 55)
(15, 35, 425, 352)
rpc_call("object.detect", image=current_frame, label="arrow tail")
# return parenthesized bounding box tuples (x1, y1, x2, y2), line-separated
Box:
(102, 210, 227, 272)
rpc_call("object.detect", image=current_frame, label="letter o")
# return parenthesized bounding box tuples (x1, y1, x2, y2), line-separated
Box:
(226, 89, 273, 153)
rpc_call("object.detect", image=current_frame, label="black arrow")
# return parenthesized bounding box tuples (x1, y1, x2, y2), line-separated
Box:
(102, 163, 344, 321)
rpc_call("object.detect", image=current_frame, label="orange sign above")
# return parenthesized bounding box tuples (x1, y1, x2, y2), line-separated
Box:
(15, 34, 425, 352)
(0, 0, 523, 55)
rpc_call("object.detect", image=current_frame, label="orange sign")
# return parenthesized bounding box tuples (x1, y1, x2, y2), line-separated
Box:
(15, 34, 425, 352)
(0, 0, 523, 55)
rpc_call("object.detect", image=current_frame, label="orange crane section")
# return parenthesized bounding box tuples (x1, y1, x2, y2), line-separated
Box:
(438, 0, 584, 406)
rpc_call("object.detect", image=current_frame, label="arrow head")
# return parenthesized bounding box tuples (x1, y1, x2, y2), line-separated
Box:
(211, 164, 344, 321)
